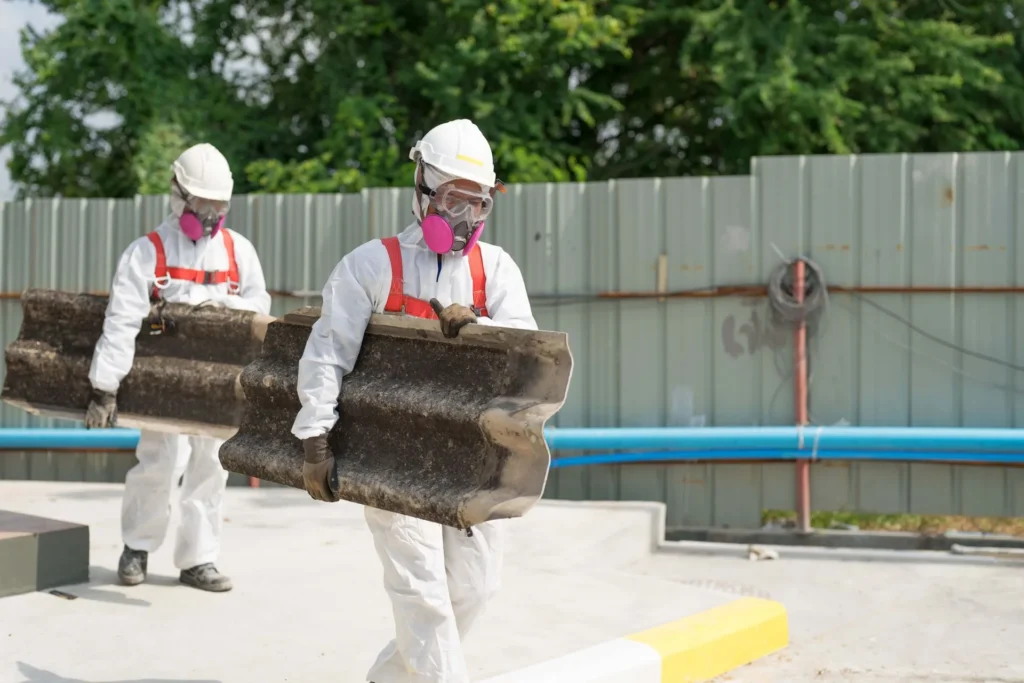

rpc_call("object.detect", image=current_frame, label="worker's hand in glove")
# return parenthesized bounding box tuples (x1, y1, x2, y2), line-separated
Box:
(429, 299, 477, 338)
(84, 389, 118, 429)
(302, 434, 341, 503)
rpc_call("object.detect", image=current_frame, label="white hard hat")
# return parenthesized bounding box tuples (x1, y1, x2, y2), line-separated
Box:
(409, 119, 496, 188)
(171, 143, 234, 201)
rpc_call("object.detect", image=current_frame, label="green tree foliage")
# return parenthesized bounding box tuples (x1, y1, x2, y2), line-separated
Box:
(240, 0, 636, 192)
(583, 0, 1024, 178)
(1, 0, 262, 198)
(134, 121, 193, 195)
(2, 0, 1023, 197)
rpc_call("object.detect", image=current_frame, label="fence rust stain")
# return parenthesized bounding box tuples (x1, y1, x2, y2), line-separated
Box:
(721, 307, 788, 358)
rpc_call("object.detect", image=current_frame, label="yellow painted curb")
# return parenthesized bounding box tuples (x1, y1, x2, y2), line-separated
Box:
(481, 597, 789, 682)
(627, 597, 789, 682)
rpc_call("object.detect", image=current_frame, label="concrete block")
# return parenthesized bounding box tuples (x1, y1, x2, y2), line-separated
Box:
(0, 509, 89, 599)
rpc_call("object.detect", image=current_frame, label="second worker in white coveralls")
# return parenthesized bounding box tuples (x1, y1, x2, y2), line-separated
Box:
(291, 119, 537, 683)
(85, 143, 271, 592)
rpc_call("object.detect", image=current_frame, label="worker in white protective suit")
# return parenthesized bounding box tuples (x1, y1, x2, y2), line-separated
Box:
(291, 119, 537, 683)
(85, 143, 271, 592)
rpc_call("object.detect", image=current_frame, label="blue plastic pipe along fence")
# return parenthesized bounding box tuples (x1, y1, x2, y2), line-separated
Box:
(544, 426, 1024, 452)
(1, 426, 1023, 466)
(0, 428, 142, 450)
(544, 426, 1024, 468)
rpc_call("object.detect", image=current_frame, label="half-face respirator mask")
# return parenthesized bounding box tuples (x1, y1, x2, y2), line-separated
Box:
(171, 180, 230, 240)
(416, 165, 505, 254)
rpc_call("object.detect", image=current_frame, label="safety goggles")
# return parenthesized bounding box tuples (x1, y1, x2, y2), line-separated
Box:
(418, 179, 506, 222)
(188, 196, 230, 218)
(173, 180, 230, 218)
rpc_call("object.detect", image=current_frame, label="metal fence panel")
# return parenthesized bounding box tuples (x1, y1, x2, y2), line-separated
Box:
(549, 182, 589, 501)
(2, 151, 1024, 526)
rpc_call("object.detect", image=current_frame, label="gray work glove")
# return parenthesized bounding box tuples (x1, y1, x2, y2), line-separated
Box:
(302, 434, 341, 503)
(84, 389, 118, 429)
(429, 298, 477, 338)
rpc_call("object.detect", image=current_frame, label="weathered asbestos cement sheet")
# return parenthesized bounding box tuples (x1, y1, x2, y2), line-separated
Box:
(2, 289, 273, 439)
(219, 308, 574, 528)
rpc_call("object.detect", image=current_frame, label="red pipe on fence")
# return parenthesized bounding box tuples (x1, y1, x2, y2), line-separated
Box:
(3, 285, 1024, 303)
(793, 259, 811, 533)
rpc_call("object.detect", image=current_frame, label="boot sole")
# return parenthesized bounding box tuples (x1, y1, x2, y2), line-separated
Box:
(179, 577, 233, 592)
(119, 573, 145, 586)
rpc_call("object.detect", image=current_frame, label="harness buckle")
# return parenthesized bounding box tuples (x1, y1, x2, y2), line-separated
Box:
(201, 271, 217, 285)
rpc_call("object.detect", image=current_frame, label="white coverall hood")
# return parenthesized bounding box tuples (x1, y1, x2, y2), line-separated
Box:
(411, 162, 456, 224)
(290, 220, 536, 682)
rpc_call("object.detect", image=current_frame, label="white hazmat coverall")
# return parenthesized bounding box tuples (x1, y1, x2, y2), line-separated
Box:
(89, 219, 271, 570)
(291, 223, 537, 683)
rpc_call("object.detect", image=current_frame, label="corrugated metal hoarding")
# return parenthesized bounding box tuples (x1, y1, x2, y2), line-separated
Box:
(2, 151, 1022, 528)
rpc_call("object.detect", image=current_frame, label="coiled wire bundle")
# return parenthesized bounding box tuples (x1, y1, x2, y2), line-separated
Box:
(762, 256, 829, 422)
(766, 256, 828, 332)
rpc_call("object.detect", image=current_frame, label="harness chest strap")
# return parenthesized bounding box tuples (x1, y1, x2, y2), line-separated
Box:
(380, 236, 488, 319)
(147, 230, 240, 299)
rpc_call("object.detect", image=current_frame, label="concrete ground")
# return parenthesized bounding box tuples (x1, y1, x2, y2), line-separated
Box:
(1, 481, 1023, 683)
(648, 543, 1024, 683)
(0, 482, 727, 683)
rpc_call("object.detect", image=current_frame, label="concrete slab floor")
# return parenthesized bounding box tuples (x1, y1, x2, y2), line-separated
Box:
(1, 482, 1022, 683)
(642, 543, 1024, 683)
(0, 482, 727, 683)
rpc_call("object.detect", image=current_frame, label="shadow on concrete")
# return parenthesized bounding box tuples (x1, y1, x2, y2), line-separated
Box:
(42, 567, 151, 607)
(44, 566, 186, 606)
(91, 565, 184, 589)
(15, 662, 221, 683)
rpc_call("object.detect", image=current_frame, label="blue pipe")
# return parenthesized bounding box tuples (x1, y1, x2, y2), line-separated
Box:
(0, 428, 142, 450)
(543, 426, 1024, 453)
(2, 426, 1023, 461)
(548, 449, 1024, 468)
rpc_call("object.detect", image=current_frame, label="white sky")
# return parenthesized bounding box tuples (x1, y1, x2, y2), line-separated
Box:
(0, 1, 59, 200)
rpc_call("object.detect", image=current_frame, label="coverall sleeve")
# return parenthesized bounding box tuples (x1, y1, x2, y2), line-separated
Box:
(87, 240, 154, 394)
(206, 235, 272, 314)
(290, 242, 388, 440)
(476, 248, 538, 331)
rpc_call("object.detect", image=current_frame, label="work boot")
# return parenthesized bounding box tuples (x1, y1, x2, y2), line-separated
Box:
(179, 563, 233, 592)
(117, 545, 148, 586)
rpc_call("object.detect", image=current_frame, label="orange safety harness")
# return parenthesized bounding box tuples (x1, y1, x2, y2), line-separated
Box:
(380, 236, 488, 319)
(146, 230, 240, 300)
